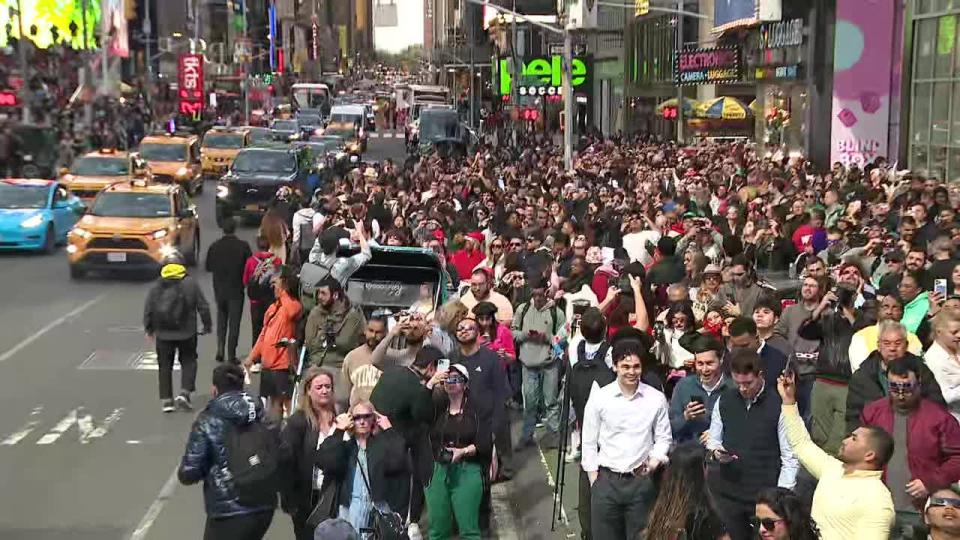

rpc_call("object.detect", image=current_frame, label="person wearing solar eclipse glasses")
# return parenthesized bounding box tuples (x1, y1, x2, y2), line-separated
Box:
(925, 487, 960, 540)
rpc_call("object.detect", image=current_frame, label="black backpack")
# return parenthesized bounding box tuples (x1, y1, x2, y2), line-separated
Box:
(225, 420, 280, 508)
(247, 255, 279, 303)
(155, 282, 187, 331)
(569, 341, 614, 420)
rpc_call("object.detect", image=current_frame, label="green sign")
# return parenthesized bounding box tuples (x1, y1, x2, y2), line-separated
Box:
(498, 55, 590, 96)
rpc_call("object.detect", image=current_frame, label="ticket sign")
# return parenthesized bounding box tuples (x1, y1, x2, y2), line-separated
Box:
(674, 47, 742, 86)
(178, 54, 204, 120)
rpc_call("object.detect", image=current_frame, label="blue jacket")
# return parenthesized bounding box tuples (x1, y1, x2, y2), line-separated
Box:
(177, 391, 276, 518)
(669, 374, 733, 442)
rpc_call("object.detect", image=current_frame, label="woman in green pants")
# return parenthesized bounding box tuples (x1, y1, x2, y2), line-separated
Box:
(425, 363, 493, 540)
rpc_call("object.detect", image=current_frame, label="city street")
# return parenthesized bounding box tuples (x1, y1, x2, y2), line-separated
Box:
(0, 134, 569, 540)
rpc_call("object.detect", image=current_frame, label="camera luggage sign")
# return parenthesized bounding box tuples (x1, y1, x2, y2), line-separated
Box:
(675, 47, 742, 86)
(178, 54, 204, 120)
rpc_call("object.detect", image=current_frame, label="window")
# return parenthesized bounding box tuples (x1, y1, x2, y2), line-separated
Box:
(916, 19, 937, 80)
(935, 16, 957, 76)
(932, 81, 951, 144)
(913, 82, 933, 144)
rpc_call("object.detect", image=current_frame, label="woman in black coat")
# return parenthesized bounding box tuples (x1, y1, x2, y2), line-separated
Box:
(314, 401, 409, 534)
(280, 367, 339, 540)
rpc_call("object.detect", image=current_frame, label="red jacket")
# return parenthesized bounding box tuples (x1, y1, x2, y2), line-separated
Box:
(861, 398, 960, 498)
(449, 247, 484, 283)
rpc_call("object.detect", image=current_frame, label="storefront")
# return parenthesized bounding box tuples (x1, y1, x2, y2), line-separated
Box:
(743, 18, 810, 153)
(905, 3, 960, 180)
(623, 15, 680, 138)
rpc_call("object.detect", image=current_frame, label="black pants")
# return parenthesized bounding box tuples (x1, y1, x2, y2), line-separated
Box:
(203, 510, 273, 540)
(713, 491, 755, 540)
(578, 468, 593, 540)
(291, 508, 314, 540)
(215, 293, 244, 361)
(590, 469, 656, 540)
(250, 301, 269, 348)
(494, 414, 514, 475)
(156, 336, 198, 400)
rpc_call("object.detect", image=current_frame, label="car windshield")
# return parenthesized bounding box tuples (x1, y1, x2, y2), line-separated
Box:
(249, 129, 273, 142)
(90, 192, 171, 217)
(0, 183, 47, 209)
(420, 114, 460, 142)
(139, 143, 187, 162)
(312, 135, 344, 146)
(330, 113, 362, 126)
(203, 133, 245, 149)
(324, 127, 355, 139)
(298, 116, 323, 127)
(70, 156, 129, 176)
(232, 151, 297, 173)
(271, 120, 298, 131)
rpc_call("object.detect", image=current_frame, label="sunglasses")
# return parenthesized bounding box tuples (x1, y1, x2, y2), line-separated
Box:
(352, 413, 375, 422)
(889, 381, 918, 394)
(445, 376, 467, 385)
(750, 517, 783, 531)
(930, 496, 960, 509)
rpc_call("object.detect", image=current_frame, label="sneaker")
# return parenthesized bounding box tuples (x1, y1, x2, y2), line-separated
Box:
(249, 363, 262, 373)
(161, 399, 175, 413)
(535, 420, 545, 428)
(564, 447, 581, 463)
(407, 523, 423, 540)
(175, 393, 193, 411)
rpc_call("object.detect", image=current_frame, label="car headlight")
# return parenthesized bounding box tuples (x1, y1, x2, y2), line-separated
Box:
(176, 167, 189, 177)
(350, 155, 359, 163)
(151, 229, 169, 240)
(216, 184, 230, 199)
(71, 227, 92, 239)
(20, 214, 44, 228)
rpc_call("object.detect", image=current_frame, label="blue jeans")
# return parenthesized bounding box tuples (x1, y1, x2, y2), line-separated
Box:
(521, 362, 560, 440)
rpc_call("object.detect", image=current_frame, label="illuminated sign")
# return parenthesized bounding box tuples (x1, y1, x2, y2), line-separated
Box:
(178, 54, 205, 120)
(0, 91, 17, 106)
(750, 64, 802, 81)
(662, 106, 678, 120)
(0, 0, 101, 50)
(497, 55, 590, 96)
(675, 47, 741, 86)
(758, 19, 803, 50)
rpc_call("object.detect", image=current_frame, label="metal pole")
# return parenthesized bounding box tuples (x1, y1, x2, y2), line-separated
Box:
(511, 0, 518, 145)
(100, 4, 109, 96)
(144, 0, 153, 89)
(82, 0, 93, 133)
(15, 0, 29, 123)
(469, 23, 476, 129)
(244, 0, 250, 125)
(675, 0, 684, 144)
(563, 28, 573, 171)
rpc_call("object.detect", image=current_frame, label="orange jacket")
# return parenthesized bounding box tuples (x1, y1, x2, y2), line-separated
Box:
(251, 289, 302, 370)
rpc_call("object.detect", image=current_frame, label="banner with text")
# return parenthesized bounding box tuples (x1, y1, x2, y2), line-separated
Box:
(674, 47, 742, 86)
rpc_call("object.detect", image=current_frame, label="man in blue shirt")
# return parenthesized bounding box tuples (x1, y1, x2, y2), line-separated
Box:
(670, 335, 733, 443)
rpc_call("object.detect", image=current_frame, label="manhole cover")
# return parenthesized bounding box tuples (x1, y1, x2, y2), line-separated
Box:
(78, 350, 140, 370)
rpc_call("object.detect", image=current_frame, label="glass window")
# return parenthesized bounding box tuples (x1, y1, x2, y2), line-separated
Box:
(932, 81, 951, 144)
(932, 145, 949, 179)
(916, 18, 938, 80)
(912, 144, 930, 172)
(913, 82, 933, 144)
(917, 0, 932, 15)
(951, 82, 960, 144)
(948, 147, 960, 180)
(936, 16, 957, 76)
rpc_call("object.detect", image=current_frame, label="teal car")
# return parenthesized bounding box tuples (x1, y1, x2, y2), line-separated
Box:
(0, 179, 85, 252)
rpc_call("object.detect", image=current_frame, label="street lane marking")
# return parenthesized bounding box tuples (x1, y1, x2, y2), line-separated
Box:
(35, 409, 77, 445)
(538, 442, 570, 528)
(129, 465, 180, 540)
(0, 295, 104, 364)
(0, 406, 43, 445)
(33, 406, 124, 445)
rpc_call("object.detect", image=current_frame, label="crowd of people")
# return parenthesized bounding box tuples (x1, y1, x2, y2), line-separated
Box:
(147, 131, 960, 540)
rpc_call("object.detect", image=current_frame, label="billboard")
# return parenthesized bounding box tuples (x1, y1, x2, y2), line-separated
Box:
(675, 47, 742, 86)
(0, 0, 101, 50)
(178, 54, 205, 120)
(497, 55, 592, 98)
(829, 0, 895, 166)
(101, 0, 129, 58)
(714, 0, 782, 33)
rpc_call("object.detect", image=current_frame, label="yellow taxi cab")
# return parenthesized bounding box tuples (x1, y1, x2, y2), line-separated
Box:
(200, 127, 250, 179)
(66, 178, 200, 279)
(59, 149, 151, 203)
(322, 122, 366, 156)
(138, 132, 204, 195)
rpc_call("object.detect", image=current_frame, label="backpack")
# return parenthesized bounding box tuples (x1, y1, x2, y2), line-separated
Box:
(298, 219, 317, 252)
(298, 259, 336, 313)
(225, 419, 280, 508)
(247, 255, 279, 303)
(569, 341, 614, 420)
(155, 282, 187, 331)
(516, 302, 560, 336)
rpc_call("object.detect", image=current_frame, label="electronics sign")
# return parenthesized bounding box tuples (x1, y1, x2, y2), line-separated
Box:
(675, 47, 742, 86)
(178, 54, 204, 120)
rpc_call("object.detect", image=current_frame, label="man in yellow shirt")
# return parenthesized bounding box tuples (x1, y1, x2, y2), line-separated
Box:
(777, 372, 896, 540)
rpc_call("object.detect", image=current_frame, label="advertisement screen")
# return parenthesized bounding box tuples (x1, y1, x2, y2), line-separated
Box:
(0, 0, 102, 50)
(102, 0, 129, 58)
(714, 0, 756, 32)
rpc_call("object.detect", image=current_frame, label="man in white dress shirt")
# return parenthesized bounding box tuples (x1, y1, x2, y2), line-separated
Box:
(581, 339, 672, 539)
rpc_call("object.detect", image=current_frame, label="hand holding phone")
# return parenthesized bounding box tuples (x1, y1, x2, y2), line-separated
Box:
(437, 358, 451, 372)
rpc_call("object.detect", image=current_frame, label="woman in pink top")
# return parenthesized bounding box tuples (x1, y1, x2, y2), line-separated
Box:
(472, 301, 516, 368)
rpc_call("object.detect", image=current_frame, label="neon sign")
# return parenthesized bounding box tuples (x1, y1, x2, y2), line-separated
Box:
(178, 54, 204, 120)
(498, 55, 590, 96)
(0, 91, 17, 106)
(675, 47, 742, 86)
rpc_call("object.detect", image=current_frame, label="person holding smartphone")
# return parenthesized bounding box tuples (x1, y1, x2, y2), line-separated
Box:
(669, 336, 733, 444)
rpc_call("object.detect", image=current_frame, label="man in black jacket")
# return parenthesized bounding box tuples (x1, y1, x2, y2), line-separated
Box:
(144, 258, 212, 412)
(205, 217, 252, 364)
(178, 364, 275, 540)
(846, 321, 945, 433)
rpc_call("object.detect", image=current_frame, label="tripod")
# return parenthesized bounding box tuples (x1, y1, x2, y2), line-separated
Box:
(551, 363, 573, 531)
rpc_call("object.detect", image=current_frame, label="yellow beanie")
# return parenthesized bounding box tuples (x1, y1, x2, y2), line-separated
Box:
(160, 263, 186, 280)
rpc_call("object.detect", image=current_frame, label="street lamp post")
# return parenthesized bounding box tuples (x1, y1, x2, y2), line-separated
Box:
(15, 0, 30, 123)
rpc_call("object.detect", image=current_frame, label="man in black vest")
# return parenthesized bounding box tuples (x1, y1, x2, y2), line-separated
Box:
(706, 349, 798, 540)
(205, 217, 251, 364)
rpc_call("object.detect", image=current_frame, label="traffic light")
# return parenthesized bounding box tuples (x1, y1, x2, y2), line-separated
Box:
(125, 0, 137, 20)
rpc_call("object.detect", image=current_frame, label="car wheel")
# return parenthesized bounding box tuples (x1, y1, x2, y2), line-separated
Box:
(195, 178, 204, 194)
(69, 265, 85, 279)
(41, 224, 55, 254)
(184, 233, 199, 267)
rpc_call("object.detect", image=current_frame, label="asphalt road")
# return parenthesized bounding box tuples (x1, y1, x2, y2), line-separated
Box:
(0, 131, 574, 540)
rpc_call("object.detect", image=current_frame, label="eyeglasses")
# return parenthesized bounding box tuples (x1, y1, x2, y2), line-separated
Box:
(889, 381, 918, 395)
(353, 413, 375, 422)
(929, 496, 960, 509)
(750, 517, 783, 531)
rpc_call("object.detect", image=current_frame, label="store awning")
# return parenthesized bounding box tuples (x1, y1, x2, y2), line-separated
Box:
(696, 96, 752, 120)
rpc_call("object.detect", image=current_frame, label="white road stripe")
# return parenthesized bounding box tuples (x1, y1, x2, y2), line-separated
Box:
(0, 295, 104, 364)
(537, 442, 570, 527)
(129, 466, 180, 540)
(0, 406, 43, 446)
(35, 409, 78, 445)
(78, 407, 124, 444)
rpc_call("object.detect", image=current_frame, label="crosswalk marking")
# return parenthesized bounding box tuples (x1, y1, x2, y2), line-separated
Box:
(368, 132, 400, 139)
(29, 406, 125, 445)
(35, 409, 77, 445)
(0, 406, 43, 446)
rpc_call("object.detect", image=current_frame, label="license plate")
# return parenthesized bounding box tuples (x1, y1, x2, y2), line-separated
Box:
(107, 252, 127, 262)
(245, 204, 259, 211)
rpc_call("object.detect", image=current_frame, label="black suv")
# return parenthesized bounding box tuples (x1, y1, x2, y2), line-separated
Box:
(215, 146, 311, 225)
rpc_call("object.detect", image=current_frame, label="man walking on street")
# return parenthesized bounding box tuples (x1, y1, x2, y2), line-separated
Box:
(144, 257, 212, 413)
(581, 339, 672, 539)
(205, 217, 251, 364)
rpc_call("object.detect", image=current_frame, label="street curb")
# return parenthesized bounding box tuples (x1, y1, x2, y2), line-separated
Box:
(491, 481, 521, 540)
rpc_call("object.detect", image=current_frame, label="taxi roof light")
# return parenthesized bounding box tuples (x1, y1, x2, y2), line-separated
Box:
(99, 148, 117, 154)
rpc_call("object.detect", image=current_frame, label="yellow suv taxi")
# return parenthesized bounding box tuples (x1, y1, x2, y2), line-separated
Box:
(201, 127, 250, 179)
(138, 132, 204, 195)
(66, 179, 200, 279)
(60, 149, 151, 203)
